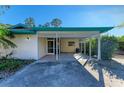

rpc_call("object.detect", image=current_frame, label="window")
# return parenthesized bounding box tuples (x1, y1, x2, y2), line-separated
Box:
(68, 41, 75, 46)
(47, 38, 54, 40)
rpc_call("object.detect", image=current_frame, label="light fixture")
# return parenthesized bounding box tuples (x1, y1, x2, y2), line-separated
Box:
(26, 35, 30, 40)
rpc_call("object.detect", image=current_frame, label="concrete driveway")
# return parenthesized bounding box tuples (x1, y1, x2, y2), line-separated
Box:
(0, 61, 100, 87)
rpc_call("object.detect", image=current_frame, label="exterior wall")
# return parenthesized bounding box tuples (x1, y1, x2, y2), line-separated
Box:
(0, 35, 39, 60)
(60, 38, 79, 53)
(38, 37, 47, 58)
(37, 38, 80, 58)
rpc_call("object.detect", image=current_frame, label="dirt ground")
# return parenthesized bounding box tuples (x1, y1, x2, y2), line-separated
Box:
(113, 54, 124, 64)
(83, 54, 124, 87)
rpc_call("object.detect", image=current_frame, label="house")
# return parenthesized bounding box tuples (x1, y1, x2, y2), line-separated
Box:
(0, 24, 113, 61)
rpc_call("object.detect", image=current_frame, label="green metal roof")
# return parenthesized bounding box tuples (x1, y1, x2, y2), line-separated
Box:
(10, 24, 114, 34)
(11, 29, 36, 34)
(32, 27, 113, 32)
(10, 23, 30, 29)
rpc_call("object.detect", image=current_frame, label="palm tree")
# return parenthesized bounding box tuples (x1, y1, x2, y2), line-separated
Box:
(51, 18, 62, 27)
(0, 6, 16, 49)
(0, 24, 16, 49)
(24, 17, 35, 27)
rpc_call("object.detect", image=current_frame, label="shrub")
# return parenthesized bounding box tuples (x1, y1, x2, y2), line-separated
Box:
(101, 41, 116, 60)
(118, 35, 124, 51)
(0, 59, 34, 72)
(85, 39, 97, 56)
(85, 35, 118, 60)
(118, 42, 124, 51)
(101, 35, 118, 60)
(0, 60, 21, 71)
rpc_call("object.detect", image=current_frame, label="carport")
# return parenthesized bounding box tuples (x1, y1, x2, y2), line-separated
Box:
(37, 27, 113, 61)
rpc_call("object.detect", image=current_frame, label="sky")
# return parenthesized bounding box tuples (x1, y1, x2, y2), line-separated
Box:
(0, 5, 124, 36)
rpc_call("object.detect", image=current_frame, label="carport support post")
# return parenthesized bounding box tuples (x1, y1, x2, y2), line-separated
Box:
(97, 35, 101, 60)
(89, 39, 92, 59)
(80, 41, 82, 53)
(59, 37, 61, 56)
(84, 41, 86, 55)
(56, 33, 59, 61)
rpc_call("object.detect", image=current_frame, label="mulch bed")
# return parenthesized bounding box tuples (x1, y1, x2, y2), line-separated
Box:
(0, 71, 15, 80)
(0, 59, 34, 80)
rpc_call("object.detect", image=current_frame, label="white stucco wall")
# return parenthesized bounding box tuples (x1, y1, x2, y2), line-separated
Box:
(0, 35, 39, 60)
(38, 37, 47, 58)
(60, 38, 79, 53)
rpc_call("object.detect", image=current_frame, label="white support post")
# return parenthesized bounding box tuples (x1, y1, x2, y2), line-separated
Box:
(80, 41, 82, 54)
(97, 35, 101, 60)
(53, 38, 55, 54)
(59, 37, 60, 59)
(84, 41, 86, 55)
(56, 33, 59, 61)
(89, 39, 92, 59)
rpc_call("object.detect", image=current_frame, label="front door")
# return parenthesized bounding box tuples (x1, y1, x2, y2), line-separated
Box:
(47, 40, 54, 54)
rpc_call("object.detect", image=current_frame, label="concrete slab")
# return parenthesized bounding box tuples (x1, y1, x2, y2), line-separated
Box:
(0, 60, 100, 87)
(39, 53, 77, 62)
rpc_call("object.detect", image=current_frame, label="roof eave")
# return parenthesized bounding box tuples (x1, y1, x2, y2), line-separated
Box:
(10, 27, 114, 34)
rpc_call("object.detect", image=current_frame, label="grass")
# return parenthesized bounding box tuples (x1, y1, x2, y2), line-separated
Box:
(0, 59, 34, 72)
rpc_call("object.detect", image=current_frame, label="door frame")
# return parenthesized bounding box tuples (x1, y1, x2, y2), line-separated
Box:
(46, 39, 55, 55)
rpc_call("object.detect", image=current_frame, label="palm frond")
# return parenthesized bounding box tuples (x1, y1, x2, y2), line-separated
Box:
(0, 24, 16, 49)
(0, 38, 17, 48)
(116, 22, 124, 28)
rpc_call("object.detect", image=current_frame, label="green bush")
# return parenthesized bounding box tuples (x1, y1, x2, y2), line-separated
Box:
(101, 35, 118, 60)
(118, 42, 124, 51)
(118, 36, 124, 51)
(101, 41, 116, 60)
(84, 39, 97, 56)
(0, 59, 34, 72)
(85, 35, 118, 60)
(0, 61, 21, 71)
(91, 38, 97, 56)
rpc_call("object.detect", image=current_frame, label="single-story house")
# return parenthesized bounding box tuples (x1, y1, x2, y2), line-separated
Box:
(0, 23, 113, 61)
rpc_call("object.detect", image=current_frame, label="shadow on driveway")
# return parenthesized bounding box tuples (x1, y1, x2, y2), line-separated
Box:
(88, 58, 124, 87)
(99, 59, 124, 80)
(0, 61, 100, 87)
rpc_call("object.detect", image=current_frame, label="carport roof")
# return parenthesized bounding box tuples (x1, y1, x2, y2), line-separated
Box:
(10, 24, 114, 34)
(32, 27, 113, 32)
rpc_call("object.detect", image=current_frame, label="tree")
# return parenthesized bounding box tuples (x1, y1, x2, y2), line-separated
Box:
(24, 17, 35, 27)
(101, 35, 118, 60)
(0, 5, 10, 16)
(0, 23, 12, 28)
(0, 25, 16, 49)
(117, 35, 124, 51)
(51, 18, 62, 27)
(0, 5, 16, 48)
(85, 35, 118, 60)
(42, 22, 50, 27)
(38, 24, 42, 27)
(118, 35, 124, 42)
